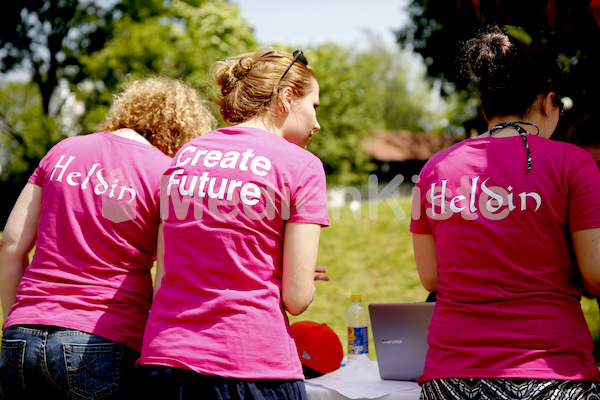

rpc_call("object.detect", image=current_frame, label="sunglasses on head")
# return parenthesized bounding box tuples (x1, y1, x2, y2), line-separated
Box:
(278, 50, 308, 84)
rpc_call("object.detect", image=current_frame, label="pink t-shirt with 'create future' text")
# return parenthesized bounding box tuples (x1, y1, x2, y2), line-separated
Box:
(139, 126, 329, 380)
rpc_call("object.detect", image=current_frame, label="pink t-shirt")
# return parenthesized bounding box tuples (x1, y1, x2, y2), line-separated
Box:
(4, 131, 172, 351)
(411, 135, 600, 384)
(139, 126, 329, 380)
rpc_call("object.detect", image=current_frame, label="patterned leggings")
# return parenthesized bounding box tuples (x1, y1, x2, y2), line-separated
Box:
(420, 379, 600, 400)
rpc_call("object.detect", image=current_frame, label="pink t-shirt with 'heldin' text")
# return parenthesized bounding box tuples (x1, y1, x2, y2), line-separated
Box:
(411, 135, 600, 383)
(4, 132, 171, 351)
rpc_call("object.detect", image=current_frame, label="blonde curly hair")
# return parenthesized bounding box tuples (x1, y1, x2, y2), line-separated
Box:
(97, 77, 216, 157)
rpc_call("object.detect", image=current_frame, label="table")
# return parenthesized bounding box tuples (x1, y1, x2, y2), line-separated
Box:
(304, 355, 422, 400)
(305, 382, 421, 400)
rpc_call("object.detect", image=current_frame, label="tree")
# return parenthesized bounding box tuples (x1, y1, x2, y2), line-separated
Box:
(0, 0, 465, 221)
(0, 0, 165, 116)
(395, 0, 600, 136)
(0, 81, 63, 227)
(79, 6, 460, 187)
(0, 82, 62, 178)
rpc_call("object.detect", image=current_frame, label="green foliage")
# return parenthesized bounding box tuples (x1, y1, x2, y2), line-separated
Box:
(0, 0, 165, 115)
(305, 41, 462, 186)
(79, 10, 464, 187)
(0, 82, 62, 180)
(0, 0, 172, 223)
(0, 0, 261, 223)
(396, 0, 600, 133)
(305, 44, 378, 186)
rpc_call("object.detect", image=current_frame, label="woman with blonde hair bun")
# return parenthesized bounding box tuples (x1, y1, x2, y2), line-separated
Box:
(139, 49, 329, 400)
(0, 76, 214, 399)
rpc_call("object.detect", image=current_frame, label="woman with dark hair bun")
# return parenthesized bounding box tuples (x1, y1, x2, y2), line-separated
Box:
(411, 26, 600, 399)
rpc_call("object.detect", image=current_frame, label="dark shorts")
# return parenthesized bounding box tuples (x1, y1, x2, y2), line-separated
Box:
(140, 365, 308, 400)
(420, 378, 600, 400)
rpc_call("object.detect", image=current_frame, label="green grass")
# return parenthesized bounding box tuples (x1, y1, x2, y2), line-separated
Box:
(2, 196, 599, 359)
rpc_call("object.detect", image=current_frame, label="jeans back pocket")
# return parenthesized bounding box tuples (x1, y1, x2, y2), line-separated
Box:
(64, 342, 123, 399)
(0, 338, 27, 394)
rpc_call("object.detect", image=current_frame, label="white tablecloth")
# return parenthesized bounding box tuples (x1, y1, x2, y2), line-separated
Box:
(305, 355, 422, 400)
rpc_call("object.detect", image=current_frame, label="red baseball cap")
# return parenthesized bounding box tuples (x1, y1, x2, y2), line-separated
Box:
(291, 321, 343, 377)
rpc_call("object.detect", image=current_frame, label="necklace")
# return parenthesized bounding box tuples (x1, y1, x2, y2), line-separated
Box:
(489, 121, 539, 171)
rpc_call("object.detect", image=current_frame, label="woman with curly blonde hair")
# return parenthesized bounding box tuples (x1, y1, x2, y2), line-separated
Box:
(98, 77, 215, 157)
(0, 76, 214, 399)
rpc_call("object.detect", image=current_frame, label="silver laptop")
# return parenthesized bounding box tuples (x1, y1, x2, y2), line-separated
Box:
(369, 302, 435, 381)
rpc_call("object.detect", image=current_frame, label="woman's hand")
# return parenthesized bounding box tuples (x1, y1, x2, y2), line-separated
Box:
(314, 266, 329, 281)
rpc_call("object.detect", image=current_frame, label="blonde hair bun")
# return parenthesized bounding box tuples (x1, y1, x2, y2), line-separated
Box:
(233, 57, 254, 80)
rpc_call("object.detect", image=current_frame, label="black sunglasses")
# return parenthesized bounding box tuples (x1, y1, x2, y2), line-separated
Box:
(278, 50, 308, 84)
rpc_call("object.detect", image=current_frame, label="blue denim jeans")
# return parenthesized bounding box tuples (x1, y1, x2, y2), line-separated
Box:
(0, 325, 142, 400)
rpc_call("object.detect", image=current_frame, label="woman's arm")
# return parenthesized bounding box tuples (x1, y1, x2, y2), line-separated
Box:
(153, 220, 166, 299)
(281, 222, 321, 316)
(0, 183, 41, 320)
(412, 233, 439, 293)
(572, 228, 600, 297)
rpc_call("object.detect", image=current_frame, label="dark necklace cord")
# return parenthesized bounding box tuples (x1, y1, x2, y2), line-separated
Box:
(489, 121, 538, 171)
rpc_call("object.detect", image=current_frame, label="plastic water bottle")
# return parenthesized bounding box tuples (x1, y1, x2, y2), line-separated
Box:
(346, 293, 368, 361)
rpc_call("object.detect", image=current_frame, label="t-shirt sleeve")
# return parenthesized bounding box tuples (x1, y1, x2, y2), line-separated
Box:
(568, 150, 600, 232)
(28, 148, 55, 187)
(27, 138, 67, 188)
(28, 164, 43, 187)
(288, 158, 329, 226)
(410, 170, 433, 234)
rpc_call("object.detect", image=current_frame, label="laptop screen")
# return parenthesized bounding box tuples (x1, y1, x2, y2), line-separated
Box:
(369, 302, 435, 381)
